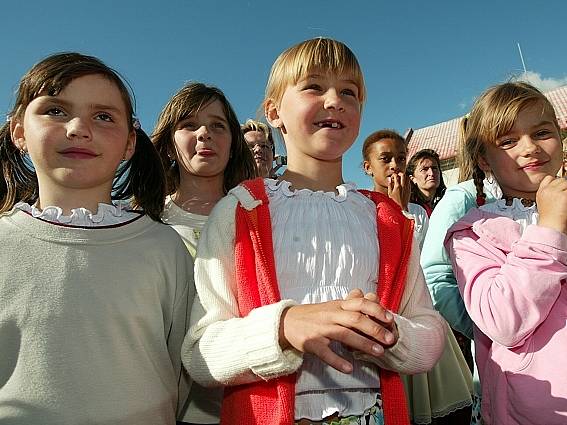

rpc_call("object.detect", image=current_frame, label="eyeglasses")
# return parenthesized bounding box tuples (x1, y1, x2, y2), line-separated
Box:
(246, 142, 273, 151)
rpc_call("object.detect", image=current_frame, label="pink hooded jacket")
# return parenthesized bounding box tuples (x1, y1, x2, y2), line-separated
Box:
(445, 208, 567, 424)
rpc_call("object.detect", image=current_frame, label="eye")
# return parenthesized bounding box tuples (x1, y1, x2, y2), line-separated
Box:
(498, 138, 517, 149)
(181, 121, 197, 130)
(212, 122, 226, 130)
(303, 83, 322, 91)
(535, 129, 552, 139)
(341, 88, 358, 97)
(45, 107, 65, 116)
(95, 112, 113, 122)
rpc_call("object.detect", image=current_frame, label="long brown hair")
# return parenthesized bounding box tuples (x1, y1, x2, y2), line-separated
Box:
(0, 52, 166, 220)
(152, 82, 257, 195)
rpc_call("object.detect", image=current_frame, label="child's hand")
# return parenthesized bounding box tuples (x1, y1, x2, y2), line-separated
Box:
(278, 289, 397, 374)
(388, 172, 410, 210)
(537, 175, 567, 234)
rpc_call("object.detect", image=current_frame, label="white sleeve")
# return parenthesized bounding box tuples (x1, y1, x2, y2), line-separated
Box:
(181, 194, 302, 387)
(355, 244, 447, 374)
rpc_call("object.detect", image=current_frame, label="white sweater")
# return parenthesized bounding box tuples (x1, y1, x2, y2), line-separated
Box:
(182, 179, 446, 420)
(0, 209, 195, 425)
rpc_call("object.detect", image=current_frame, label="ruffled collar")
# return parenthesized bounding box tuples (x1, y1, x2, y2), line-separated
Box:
(492, 197, 538, 212)
(15, 200, 140, 227)
(265, 178, 357, 203)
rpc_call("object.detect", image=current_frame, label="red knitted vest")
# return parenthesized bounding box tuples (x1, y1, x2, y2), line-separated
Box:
(221, 178, 413, 425)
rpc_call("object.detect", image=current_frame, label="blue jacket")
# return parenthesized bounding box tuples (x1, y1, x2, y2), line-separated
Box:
(420, 179, 499, 339)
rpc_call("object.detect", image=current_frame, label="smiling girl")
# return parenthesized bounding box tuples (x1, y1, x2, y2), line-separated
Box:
(0, 53, 194, 424)
(445, 82, 567, 424)
(182, 37, 446, 425)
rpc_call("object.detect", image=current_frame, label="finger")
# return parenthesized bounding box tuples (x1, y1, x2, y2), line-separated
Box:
(341, 297, 393, 324)
(336, 307, 396, 346)
(391, 173, 401, 188)
(327, 324, 386, 357)
(305, 338, 354, 374)
(538, 175, 556, 190)
(363, 292, 378, 302)
(345, 288, 364, 300)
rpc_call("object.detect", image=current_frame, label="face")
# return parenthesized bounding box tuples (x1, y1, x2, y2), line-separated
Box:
(244, 130, 273, 177)
(363, 138, 407, 191)
(410, 157, 441, 197)
(480, 102, 562, 199)
(266, 72, 361, 165)
(11, 74, 135, 201)
(172, 99, 232, 180)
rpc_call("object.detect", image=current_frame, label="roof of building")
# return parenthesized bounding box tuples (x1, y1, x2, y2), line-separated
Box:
(407, 85, 567, 161)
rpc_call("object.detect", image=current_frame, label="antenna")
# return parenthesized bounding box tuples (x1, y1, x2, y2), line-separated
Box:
(517, 43, 527, 74)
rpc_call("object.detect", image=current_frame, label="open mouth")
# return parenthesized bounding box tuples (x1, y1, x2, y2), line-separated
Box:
(197, 149, 216, 157)
(315, 119, 344, 129)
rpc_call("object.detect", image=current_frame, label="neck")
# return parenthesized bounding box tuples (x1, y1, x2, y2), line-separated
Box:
(37, 184, 112, 215)
(373, 183, 388, 196)
(420, 189, 435, 202)
(280, 155, 344, 193)
(174, 172, 225, 215)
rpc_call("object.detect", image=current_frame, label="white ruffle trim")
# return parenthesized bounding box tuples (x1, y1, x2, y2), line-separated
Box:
(265, 178, 356, 203)
(15, 200, 139, 227)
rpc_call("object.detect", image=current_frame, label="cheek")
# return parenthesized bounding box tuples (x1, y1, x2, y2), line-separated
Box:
(217, 134, 233, 163)
(173, 131, 197, 157)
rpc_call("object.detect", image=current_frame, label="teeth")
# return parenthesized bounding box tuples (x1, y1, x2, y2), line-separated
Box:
(316, 122, 341, 128)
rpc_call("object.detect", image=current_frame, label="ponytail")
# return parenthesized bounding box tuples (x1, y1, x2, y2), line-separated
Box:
(113, 128, 166, 222)
(0, 122, 38, 214)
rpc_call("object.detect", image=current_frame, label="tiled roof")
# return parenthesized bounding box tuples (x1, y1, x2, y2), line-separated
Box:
(407, 85, 567, 161)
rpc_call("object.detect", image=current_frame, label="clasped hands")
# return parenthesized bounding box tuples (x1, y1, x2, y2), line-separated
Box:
(279, 289, 398, 373)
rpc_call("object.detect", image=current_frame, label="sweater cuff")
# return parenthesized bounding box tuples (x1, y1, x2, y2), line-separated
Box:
(244, 299, 303, 380)
(522, 224, 567, 257)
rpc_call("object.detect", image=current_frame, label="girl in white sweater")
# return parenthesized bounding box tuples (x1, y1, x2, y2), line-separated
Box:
(183, 38, 446, 425)
(0, 53, 194, 425)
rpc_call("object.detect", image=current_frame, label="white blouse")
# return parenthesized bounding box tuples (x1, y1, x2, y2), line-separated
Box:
(480, 197, 539, 232)
(161, 197, 208, 258)
(265, 179, 381, 419)
(15, 200, 139, 227)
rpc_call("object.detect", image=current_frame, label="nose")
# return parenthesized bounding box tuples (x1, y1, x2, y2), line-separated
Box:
(390, 160, 402, 172)
(196, 125, 211, 141)
(323, 88, 345, 111)
(66, 117, 91, 140)
(519, 136, 540, 155)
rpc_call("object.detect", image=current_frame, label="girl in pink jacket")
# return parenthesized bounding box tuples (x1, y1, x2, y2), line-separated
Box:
(445, 81, 567, 425)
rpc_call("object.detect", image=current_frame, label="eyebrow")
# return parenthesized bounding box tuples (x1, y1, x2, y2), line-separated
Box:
(38, 97, 125, 115)
(532, 120, 556, 129)
(302, 74, 358, 86)
(209, 114, 228, 123)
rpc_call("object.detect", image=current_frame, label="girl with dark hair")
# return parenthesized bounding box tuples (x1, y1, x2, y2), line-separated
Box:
(0, 52, 194, 424)
(152, 82, 256, 424)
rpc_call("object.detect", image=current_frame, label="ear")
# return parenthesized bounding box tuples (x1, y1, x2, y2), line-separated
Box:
(409, 175, 417, 183)
(265, 98, 285, 132)
(123, 129, 136, 161)
(362, 160, 373, 176)
(10, 119, 27, 152)
(477, 155, 491, 172)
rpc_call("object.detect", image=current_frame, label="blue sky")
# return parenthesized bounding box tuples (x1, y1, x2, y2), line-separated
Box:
(2, 0, 567, 188)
